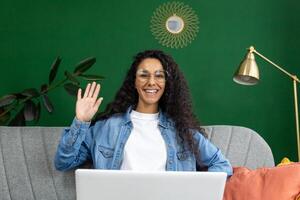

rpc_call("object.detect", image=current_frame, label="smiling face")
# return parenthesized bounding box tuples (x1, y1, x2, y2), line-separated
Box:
(135, 58, 166, 113)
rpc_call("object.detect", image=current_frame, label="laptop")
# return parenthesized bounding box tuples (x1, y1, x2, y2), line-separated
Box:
(75, 169, 227, 200)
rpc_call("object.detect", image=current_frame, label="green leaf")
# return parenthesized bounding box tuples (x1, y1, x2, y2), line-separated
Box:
(0, 95, 16, 107)
(0, 101, 17, 118)
(21, 88, 40, 97)
(8, 107, 25, 126)
(49, 57, 62, 84)
(0, 108, 11, 125)
(24, 100, 36, 121)
(34, 101, 41, 122)
(73, 57, 96, 75)
(40, 84, 48, 93)
(79, 74, 105, 81)
(0, 114, 10, 125)
(14, 93, 27, 100)
(65, 71, 80, 85)
(64, 83, 80, 96)
(41, 94, 54, 113)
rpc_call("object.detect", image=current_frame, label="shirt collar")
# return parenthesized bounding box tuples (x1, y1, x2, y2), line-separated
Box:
(123, 106, 169, 128)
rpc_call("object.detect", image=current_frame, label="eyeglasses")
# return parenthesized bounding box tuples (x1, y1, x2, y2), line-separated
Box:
(136, 69, 167, 83)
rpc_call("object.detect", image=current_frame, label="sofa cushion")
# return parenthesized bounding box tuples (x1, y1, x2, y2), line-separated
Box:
(223, 163, 300, 200)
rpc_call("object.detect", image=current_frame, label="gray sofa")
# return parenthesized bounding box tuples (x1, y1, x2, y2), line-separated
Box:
(0, 125, 274, 200)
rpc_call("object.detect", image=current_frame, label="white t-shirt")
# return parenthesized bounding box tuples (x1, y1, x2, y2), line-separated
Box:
(120, 110, 167, 171)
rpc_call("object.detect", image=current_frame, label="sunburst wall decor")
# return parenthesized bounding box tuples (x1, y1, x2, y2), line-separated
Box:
(150, 1, 199, 48)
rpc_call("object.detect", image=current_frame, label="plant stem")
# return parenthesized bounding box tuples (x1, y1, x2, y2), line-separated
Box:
(0, 78, 69, 118)
(44, 78, 68, 93)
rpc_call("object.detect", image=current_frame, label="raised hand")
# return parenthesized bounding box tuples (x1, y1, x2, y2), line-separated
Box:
(76, 82, 103, 122)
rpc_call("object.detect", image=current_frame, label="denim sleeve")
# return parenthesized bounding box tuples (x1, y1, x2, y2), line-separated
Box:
(194, 132, 233, 176)
(54, 117, 93, 171)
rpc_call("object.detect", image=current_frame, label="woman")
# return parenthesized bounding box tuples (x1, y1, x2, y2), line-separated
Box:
(54, 50, 232, 175)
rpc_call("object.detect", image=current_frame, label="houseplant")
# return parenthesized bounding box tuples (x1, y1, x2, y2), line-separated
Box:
(0, 56, 104, 126)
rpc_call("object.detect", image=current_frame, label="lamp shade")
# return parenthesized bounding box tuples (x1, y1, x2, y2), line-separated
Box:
(233, 51, 260, 85)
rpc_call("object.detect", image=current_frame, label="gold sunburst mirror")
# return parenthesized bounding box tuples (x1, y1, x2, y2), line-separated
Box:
(150, 1, 199, 48)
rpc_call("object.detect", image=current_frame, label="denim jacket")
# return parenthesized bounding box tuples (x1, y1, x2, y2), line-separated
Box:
(54, 107, 232, 176)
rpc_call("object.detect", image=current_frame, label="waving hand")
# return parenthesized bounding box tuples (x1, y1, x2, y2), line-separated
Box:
(76, 82, 103, 122)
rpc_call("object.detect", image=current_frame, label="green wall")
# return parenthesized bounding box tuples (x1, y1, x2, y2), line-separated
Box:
(1, 0, 300, 163)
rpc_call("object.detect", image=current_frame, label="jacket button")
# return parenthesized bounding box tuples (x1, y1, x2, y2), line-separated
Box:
(168, 160, 173, 164)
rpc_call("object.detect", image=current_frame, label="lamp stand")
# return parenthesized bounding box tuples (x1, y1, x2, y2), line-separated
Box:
(250, 47, 300, 161)
(293, 79, 300, 161)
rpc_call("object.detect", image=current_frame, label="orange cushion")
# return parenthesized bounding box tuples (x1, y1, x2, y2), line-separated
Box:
(223, 163, 300, 200)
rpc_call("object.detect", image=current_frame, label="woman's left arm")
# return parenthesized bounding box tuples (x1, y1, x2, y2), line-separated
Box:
(194, 132, 233, 176)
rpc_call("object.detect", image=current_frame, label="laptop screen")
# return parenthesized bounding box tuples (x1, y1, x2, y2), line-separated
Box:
(75, 169, 226, 200)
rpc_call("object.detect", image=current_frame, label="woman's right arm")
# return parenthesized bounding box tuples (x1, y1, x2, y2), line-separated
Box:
(54, 82, 103, 171)
(54, 118, 92, 171)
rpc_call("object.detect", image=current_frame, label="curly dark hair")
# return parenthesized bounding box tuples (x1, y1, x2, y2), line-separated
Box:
(93, 50, 206, 153)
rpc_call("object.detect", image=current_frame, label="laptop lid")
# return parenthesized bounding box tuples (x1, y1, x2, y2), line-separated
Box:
(75, 169, 227, 200)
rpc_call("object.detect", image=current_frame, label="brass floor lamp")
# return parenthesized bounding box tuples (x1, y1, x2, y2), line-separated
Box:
(233, 46, 300, 161)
